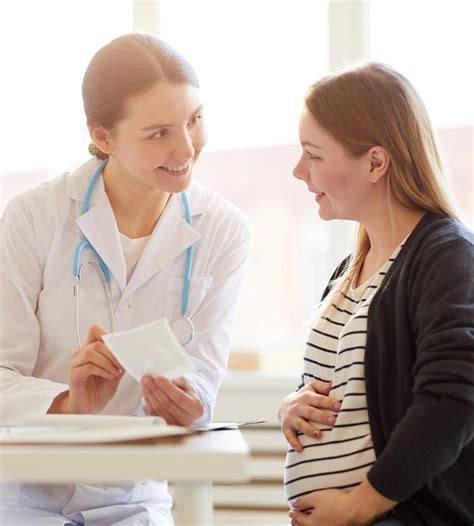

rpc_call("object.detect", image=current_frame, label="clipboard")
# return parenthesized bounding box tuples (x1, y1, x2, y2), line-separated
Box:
(0, 419, 266, 445)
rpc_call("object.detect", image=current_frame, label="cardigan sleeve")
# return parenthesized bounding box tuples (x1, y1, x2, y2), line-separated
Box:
(367, 237, 474, 502)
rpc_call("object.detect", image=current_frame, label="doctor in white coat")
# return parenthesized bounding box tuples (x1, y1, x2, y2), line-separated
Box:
(0, 34, 250, 525)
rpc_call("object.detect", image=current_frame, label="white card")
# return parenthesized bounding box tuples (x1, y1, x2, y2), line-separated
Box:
(102, 318, 197, 383)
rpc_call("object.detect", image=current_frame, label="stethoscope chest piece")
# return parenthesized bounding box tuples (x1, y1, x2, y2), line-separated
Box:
(171, 316, 195, 346)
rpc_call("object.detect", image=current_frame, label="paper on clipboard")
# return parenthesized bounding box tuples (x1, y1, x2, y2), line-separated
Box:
(102, 318, 197, 382)
(0, 418, 267, 444)
(23, 414, 166, 428)
(0, 424, 191, 445)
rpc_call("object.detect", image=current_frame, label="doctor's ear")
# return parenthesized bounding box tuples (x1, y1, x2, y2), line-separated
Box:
(368, 147, 390, 183)
(89, 125, 115, 156)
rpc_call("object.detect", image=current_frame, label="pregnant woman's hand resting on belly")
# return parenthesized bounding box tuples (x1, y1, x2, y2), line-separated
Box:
(278, 380, 342, 452)
(288, 477, 397, 526)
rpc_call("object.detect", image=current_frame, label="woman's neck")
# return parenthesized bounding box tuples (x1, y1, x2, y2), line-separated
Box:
(352, 202, 425, 289)
(102, 159, 171, 239)
(363, 201, 426, 266)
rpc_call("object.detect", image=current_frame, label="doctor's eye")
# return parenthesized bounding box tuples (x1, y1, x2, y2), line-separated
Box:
(149, 128, 169, 140)
(188, 114, 203, 127)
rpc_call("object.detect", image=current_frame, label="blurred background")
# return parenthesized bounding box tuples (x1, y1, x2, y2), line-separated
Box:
(1, 2, 472, 521)
(0, 0, 472, 374)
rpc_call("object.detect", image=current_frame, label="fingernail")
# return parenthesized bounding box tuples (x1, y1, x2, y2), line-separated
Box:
(326, 415, 336, 425)
(312, 430, 321, 438)
(293, 499, 300, 508)
(333, 401, 342, 411)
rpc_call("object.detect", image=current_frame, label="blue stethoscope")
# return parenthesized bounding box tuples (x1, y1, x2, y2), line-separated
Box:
(73, 159, 195, 348)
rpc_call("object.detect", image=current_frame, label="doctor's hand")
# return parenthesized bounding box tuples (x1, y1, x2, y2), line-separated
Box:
(278, 380, 341, 452)
(141, 375, 204, 426)
(68, 324, 125, 414)
(49, 325, 125, 415)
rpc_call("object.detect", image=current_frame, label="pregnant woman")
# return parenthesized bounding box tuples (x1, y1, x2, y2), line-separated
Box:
(279, 63, 473, 525)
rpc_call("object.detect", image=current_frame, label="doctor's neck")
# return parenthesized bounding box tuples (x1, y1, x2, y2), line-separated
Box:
(102, 158, 171, 239)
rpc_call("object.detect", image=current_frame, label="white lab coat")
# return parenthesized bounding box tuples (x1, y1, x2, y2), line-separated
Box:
(0, 158, 250, 524)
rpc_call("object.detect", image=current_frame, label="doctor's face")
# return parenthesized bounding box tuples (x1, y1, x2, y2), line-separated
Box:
(292, 110, 372, 221)
(106, 82, 207, 193)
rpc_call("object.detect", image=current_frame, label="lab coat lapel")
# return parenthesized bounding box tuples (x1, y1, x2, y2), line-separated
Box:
(122, 193, 202, 299)
(73, 166, 127, 293)
(69, 160, 209, 298)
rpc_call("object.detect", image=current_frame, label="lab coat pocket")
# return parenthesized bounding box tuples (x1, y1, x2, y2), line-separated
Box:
(165, 276, 213, 322)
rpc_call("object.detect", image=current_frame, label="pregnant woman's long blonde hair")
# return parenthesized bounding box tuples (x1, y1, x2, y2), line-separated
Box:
(307, 63, 459, 314)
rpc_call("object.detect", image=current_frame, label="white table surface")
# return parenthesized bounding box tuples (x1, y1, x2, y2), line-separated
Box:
(0, 428, 251, 525)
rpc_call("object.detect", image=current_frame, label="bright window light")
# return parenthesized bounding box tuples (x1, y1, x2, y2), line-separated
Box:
(159, 0, 329, 151)
(0, 0, 134, 175)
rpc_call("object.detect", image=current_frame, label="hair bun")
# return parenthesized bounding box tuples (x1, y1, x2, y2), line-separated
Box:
(88, 142, 109, 160)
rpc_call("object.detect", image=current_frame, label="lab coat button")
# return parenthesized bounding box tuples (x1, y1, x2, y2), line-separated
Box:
(119, 302, 130, 311)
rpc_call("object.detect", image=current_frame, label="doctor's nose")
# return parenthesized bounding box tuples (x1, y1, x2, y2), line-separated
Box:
(171, 131, 195, 162)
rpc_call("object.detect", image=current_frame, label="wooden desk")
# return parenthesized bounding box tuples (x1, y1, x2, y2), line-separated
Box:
(0, 429, 251, 526)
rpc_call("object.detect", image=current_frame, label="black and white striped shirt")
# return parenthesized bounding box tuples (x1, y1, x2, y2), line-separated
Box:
(284, 243, 404, 504)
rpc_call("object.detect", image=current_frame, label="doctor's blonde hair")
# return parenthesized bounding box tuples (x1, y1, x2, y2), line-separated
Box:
(307, 63, 459, 315)
(82, 33, 199, 160)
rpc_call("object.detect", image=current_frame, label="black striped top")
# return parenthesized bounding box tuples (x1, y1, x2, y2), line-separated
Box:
(284, 243, 404, 503)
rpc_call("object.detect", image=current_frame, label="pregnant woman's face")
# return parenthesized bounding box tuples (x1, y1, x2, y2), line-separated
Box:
(292, 110, 375, 223)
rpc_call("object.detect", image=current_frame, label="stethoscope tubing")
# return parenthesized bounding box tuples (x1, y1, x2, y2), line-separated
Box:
(73, 159, 194, 348)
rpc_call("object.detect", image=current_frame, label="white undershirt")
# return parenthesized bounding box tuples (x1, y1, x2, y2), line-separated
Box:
(119, 232, 150, 283)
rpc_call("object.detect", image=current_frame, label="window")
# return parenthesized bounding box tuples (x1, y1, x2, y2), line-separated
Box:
(159, 0, 328, 152)
(1, 1, 471, 369)
(369, 0, 473, 228)
(160, 1, 332, 359)
(0, 0, 134, 175)
(370, 0, 472, 130)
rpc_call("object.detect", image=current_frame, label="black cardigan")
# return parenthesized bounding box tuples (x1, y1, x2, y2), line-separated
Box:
(320, 212, 474, 525)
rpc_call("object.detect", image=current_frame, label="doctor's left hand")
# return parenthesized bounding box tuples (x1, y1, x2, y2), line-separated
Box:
(141, 375, 204, 426)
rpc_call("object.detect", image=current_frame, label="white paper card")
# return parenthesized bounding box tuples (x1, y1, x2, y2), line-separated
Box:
(102, 318, 197, 383)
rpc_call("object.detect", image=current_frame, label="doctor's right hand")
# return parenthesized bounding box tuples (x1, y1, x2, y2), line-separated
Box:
(48, 325, 125, 414)
(278, 380, 341, 452)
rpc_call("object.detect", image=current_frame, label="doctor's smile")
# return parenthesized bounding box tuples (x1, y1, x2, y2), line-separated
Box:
(156, 161, 191, 176)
